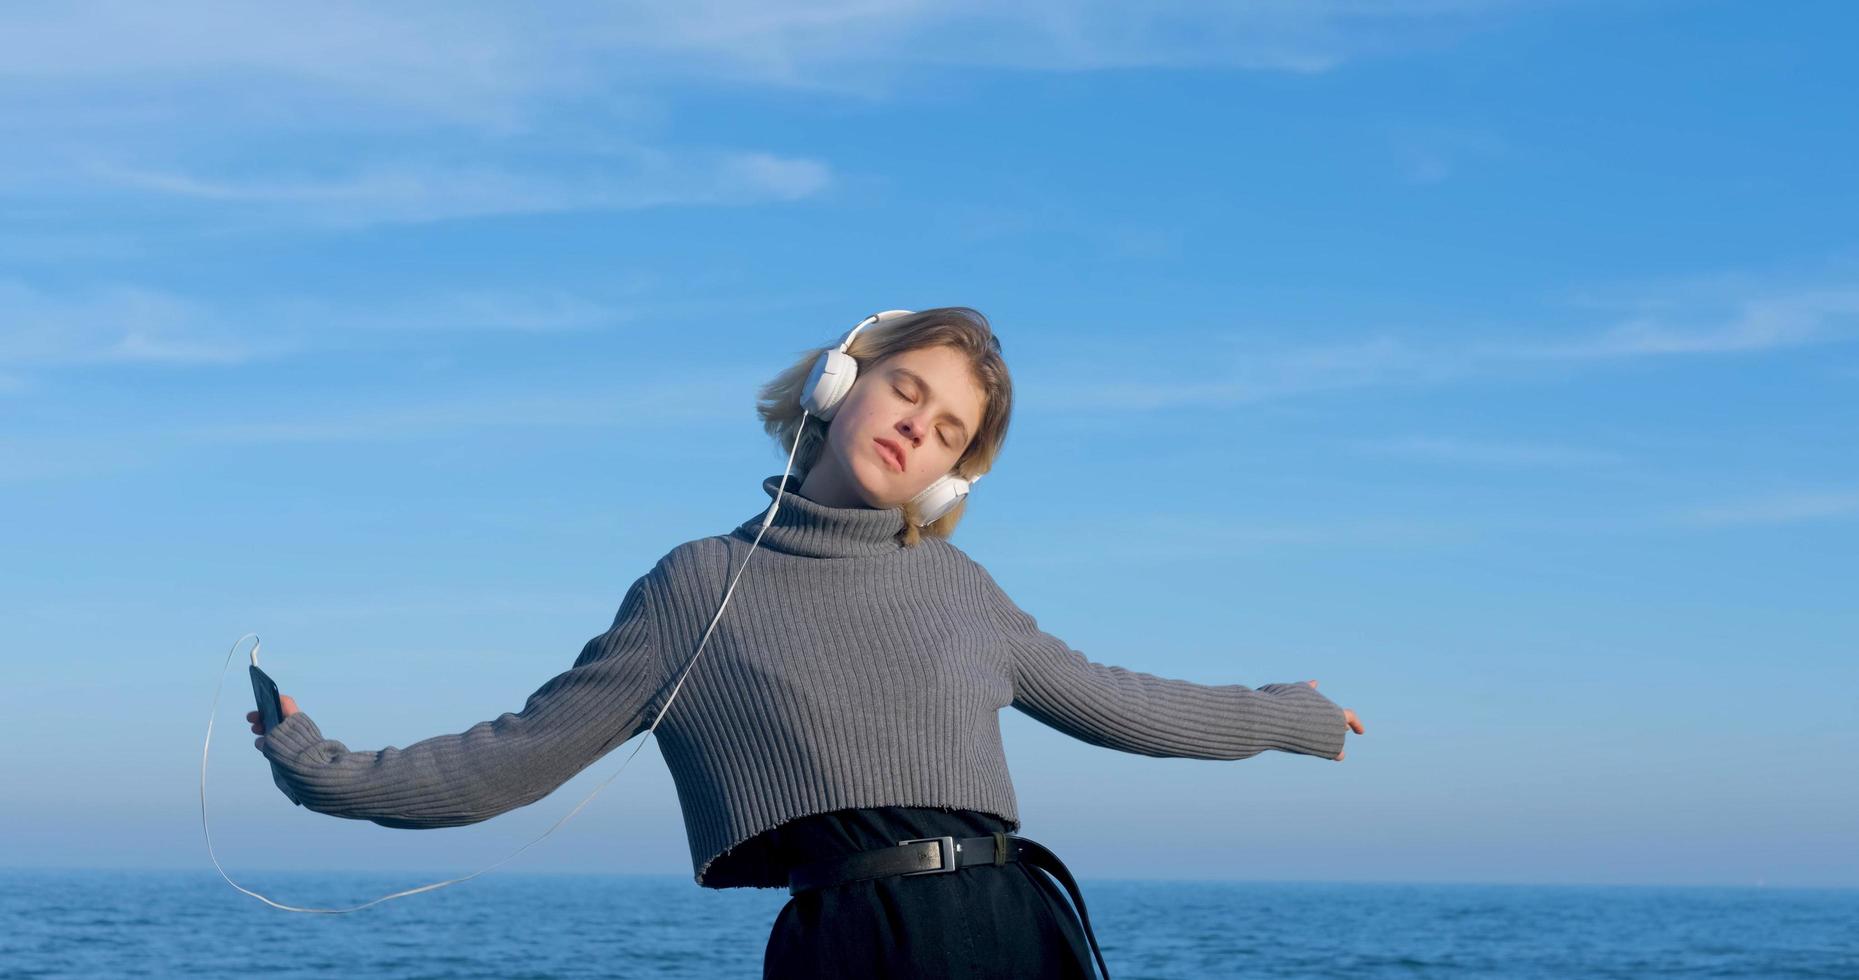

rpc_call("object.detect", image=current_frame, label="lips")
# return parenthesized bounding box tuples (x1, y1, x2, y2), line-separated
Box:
(873, 437, 906, 472)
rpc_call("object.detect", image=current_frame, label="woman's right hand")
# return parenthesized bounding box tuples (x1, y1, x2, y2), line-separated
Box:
(248, 694, 300, 748)
(1306, 680, 1364, 761)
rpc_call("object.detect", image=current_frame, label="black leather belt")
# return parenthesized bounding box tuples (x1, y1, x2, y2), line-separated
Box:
(787, 832, 1111, 979)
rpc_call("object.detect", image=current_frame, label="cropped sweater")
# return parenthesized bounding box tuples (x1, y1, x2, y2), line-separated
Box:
(259, 473, 1349, 888)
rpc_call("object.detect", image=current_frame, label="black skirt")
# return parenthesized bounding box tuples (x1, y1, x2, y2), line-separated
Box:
(759, 806, 1100, 979)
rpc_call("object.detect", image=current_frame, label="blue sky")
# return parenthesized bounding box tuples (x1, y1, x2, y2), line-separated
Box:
(2, 1, 1854, 889)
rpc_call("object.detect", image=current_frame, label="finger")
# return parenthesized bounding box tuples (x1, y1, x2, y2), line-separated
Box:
(1307, 679, 1318, 687)
(1335, 750, 1345, 761)
(251, 723, 262, 734)
(280, 694, 299, 716)
(254, 736, 264, 750)
(246, 710, 257, 722)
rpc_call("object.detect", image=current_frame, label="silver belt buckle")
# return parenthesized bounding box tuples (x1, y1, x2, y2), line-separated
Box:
(897, 835, 959, 876)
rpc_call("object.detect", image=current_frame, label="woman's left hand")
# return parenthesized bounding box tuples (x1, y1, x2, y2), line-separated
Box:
(248, 694, 301, 750)
(1307, 680, 1364, 761)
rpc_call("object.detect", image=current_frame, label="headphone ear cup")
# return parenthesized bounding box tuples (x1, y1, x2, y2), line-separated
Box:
(802, 309, 912, 421)
(801, 348, 858, 420)
(908, 473, 973, 526)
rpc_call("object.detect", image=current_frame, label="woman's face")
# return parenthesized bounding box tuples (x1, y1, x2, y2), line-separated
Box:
(798, 344, 986, 510)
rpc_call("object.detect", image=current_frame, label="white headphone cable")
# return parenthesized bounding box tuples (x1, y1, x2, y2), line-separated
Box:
(202, 411, 817, 913)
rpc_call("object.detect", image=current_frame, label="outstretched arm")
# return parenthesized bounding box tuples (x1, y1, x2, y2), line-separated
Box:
(975, 564, 1347, 762)
(256, 570, 670, 828)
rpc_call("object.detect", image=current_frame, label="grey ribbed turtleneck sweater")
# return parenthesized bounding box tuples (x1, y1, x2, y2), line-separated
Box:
(260, 473, 1348, 888)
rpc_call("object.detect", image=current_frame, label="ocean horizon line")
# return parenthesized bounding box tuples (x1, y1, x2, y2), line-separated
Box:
(5, 866, 1852, 892)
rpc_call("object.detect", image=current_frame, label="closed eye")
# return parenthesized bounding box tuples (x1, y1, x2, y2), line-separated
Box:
(893, 385, 954, 448)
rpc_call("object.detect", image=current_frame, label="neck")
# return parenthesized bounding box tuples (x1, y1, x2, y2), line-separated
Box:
(796, 456, 873, 509)
(736, 472, 908, 558)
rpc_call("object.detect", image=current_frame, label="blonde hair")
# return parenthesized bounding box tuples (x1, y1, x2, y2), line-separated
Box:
(756, 307, 1013, 547)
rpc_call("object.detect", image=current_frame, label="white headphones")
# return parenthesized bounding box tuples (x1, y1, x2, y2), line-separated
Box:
(800, 309, 982, 526)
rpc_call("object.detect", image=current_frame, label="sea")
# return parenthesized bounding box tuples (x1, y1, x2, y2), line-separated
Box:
(3, 869, 1853, 979)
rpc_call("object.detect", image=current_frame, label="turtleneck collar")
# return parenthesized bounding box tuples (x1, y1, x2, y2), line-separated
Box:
(731, 472, 907, 558)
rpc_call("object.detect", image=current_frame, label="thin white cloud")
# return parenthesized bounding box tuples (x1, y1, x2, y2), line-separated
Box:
(1028, 332, 1465, 411)
(15, 589, 634, 628)
(1519, 286, 1859, 359)
(1032, 274, 1859, 412)
(280, 288, 652, 336)
(989, 509, 1466, 565)
(0, 4, 548, 126)
(0, 374, 757, 484)
(1382, 122, 1510, 184)
(78, 150, 833, 228)
(0, 1, 1546, 118)
(1347, 435, 1625, 467)
(0, 434, 164, 483)
(0, 230, 145, 265)
(0, 280, 280, 367)
(927, 199, 1187, 263)
(172, 378, 750, 445)
(0, 279, 663, 370)
(107, 330, 254, 365)
(0, 1, 1557, 242)
(1666, 489, 1859, 527)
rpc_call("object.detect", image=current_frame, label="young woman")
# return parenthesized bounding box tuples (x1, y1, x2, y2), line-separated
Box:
(253, 307, 1366, 979)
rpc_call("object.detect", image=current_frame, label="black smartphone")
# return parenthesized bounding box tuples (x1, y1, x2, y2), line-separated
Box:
(249, 663, 284, 734)
(249, 662, 302, 806)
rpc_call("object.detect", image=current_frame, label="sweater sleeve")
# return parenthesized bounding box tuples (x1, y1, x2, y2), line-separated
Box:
(257, 570, 670, 828)
(975, 564, 1347, 762)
